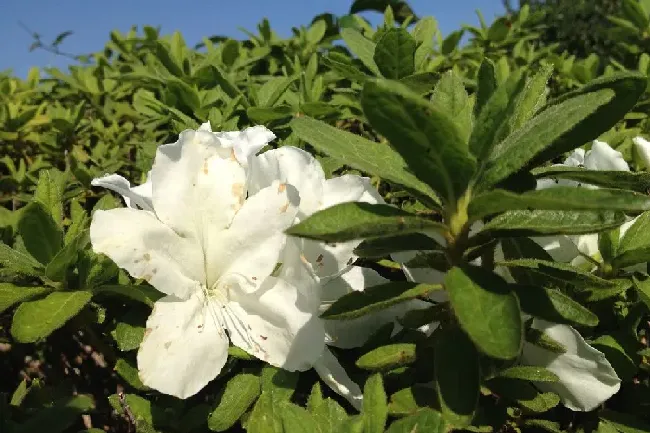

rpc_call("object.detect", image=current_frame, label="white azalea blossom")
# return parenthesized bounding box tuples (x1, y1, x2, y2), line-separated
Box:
(633, 136, 650, 169)
(90, 123, 325, 399)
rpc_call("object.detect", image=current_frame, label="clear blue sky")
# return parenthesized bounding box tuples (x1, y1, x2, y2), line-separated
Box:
(1, 0, 505, 78)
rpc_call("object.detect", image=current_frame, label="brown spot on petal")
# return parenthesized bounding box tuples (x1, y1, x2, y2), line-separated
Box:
(203, 159, 209, 175)
(316, 254, 324, 263)
(152, 268, 158, 275)
(252, 276, 257, 281)
(279, 202, 289, 213)
(260, 335, 268, 341)
(278, 183, 286, 193)
(300, 254, 309, 265)
(144, 328, 153, 337)
(164, 341, 171, 349)
(230, 148, 237, 161)
(143, 253, 151, 261)
(232, 183, 244, 198)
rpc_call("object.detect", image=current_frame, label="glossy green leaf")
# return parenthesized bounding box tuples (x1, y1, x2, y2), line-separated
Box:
(11, 291, 93, 342)
(445, 266, 522, 359)
(45, 230, 89, 282)
(354, 233, 442, 258)
(385, 408, 446, 433)
(321, 282, 441, 320)
(93, 284, 163, 307)
(361, 79, 476, 203)
(487, 379, 559, 413)
(513, 285, 599, 327)
(111, 321, 145, 351)
(434, 327, 480, 426)
(18, 202, 63, 265)
(286, 202, 445, 242)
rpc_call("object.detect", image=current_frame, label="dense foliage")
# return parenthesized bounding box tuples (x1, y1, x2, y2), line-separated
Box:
(3, 1, 650, 432)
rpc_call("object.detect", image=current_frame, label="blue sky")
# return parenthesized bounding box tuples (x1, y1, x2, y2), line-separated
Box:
(1, 0, 505, 78)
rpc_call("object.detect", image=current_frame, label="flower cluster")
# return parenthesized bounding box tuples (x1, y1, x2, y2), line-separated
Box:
(90, 124, 647, 412)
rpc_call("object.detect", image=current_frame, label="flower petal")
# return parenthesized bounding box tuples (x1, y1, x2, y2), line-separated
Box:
(90, 208, 203, 299)
(151, 128, 247, 241)
(91, 173, 153, 212)
(633, 136, 650, 169)
(137, 293, 229, 399)
(214, 126, 276, 167)
(248, 146, 325, 217)
(584, 140, 630, 172)
(521, 319, 621, 411)
(313, 348, 363, 410)
(206, 181, 300, 289)
(225, 277, 325, 370)
(565, 148, 586, 167)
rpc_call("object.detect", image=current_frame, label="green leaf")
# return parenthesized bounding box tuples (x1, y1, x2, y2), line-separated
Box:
(290, 116, 440, 207)
(591, 334, 640, 382)
(613, 211, 650, 268)
(0, 243, 44, 277)
(13, 395, 94, 433)
(321, 282, 441, 320)
(469, 70, 525, 161)
(431, 71, 473, 143)
(385, 408, 446, 433)
(475, 58, 498, 115)
(434, 327, 480, 427)
(34, 169, 65, 228)
(114, 358, 148, 390)
(208, 374, 261, 432)
(530, 72, 646, 167)
(307, 387, 348, 433)
(513, 285, 599, 327)
(445, 266, 522, 359)
(93, 284, 163, 307)
(487, 379, 559, 413)
(257, 76, 297, 107)
(0, 283, 50, 314)
(373, 28, 415, 79)
(477, 210, 626, 237)
(279, 403, 320, 433)
(497, 259, 616, 289)
(11, 291, 93, 342)
(387, 386, 438, 417)
(441, 29, 464, 55)
(600, 410, 650, 433)
(246, 368, 298, 433)
(340, 28, 381, 76)
(45, 230, 89, 282)
(357, 343, 416, 371)
(354, 233, 442, 258)
(469, 187, 650, 221)
(18, 202, 63, 265)
(494, 366, 559, 382)
(532, 166, 650, 193)
(10, 380, 29, 407)
(286, 202, 445, 242)
(111, 321, 145, 351)
(108, 393, 167, 427)
(633, 277, 650, 310)
(361, 79, 476, 203)
(362, 374, 388, 433)
(477, 90, 615, 190)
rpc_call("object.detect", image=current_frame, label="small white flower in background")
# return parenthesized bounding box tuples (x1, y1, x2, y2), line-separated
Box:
(633, 136, 650, 169)
(90, 123, 325, 399)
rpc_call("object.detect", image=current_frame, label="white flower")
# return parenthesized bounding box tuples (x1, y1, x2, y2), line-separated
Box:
(633, 136, 650, 169)
(247, 145, 421, 409)
(90, 123, 324, 399)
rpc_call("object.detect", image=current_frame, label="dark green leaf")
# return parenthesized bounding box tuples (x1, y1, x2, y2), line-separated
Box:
(45, 230, 89, 282)
(475, 58, 498, 116)
(373, 28, 416, 79)
(434, 327, 480, 426)
(600, 410, 650, 433)
(93, 285, 163, 307)
(361, 79, 476, 203)
(487, 379, 559, 413)
(532, 166, 650, 193)
(287, 202, 445, 242)
(431, 71, 473, 143)
(513, 285, 599, 327)
(321, 281, 441, 320)
(494, 366, 559, 382)
(354, 233, 442, 258)
(14, 395, 94, 433)
(0, 243, 44, 277)
(34, 169, 65, 228)
(445, 266, 522, 359)
(18, 202, 63, 265)
(0, 283, 50, 314)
